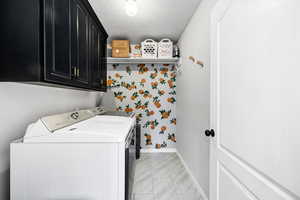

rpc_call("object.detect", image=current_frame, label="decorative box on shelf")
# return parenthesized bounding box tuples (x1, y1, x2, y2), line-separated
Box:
(112, 40, 130, 58)
(130, 44, 142, 58)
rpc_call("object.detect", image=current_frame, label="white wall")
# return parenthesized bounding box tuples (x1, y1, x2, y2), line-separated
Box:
(177, 0, 217, 197)
(0, 83, 102, 199)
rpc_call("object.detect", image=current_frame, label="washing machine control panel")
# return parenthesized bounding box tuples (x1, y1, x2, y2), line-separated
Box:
(41, 110, 95, 132)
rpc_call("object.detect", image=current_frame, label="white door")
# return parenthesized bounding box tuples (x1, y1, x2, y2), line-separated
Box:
(210, 0, 300, 199)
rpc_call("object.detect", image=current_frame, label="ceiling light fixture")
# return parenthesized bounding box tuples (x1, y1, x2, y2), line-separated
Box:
(125, 0, 138, 17)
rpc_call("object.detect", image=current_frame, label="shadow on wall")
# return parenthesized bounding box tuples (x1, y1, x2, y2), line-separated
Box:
(100, 90, 117, 111)
(0, 169, 9, 199)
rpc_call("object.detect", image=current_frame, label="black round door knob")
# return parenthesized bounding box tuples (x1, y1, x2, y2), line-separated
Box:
(205, 129, 215, 137)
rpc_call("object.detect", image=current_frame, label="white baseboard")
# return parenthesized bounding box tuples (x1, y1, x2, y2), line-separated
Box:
(176, 151, 209, 200)
(140, 148, 177, 153)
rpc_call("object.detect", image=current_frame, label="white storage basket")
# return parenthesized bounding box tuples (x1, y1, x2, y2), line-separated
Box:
(142, 39, 158, 58)
(158, 39, 173, 58)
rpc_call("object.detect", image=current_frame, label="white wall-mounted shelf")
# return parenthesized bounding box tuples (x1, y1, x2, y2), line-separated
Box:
(107, 57, 179, 64)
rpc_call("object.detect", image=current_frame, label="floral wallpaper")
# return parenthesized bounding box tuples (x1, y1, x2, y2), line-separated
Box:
(107, 63, 177, 149)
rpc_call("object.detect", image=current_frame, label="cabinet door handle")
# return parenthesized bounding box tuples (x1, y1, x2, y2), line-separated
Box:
(77, 68, 80, 77)
(72, 67, 77, 78)
(100, 79, 104, 86)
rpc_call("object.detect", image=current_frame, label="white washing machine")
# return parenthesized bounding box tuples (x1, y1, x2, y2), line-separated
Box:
(10, 108, 136, 200)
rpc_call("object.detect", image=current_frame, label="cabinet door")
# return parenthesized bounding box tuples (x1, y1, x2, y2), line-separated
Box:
(71, 0, 89, 86)
(100, 38, 107, 91)
(89, 20, 101, 90)
(44, 0, 74, 84)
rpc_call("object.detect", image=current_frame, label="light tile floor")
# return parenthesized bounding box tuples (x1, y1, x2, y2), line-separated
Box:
(133, 153, 204, 200)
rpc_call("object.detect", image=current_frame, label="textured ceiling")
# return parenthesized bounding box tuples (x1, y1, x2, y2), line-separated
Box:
(88, 0, 202, 44)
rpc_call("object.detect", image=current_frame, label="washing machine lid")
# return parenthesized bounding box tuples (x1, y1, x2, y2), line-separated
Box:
(23, 111, 135, 143)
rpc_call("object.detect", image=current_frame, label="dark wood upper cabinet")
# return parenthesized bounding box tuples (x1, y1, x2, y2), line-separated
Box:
(89, 19, 102, 89)
(44, 0, 73, 85)
(72, 0, 90, 86)
(89, 15, 108, 91)
(89, 18, 107, 91)
(100, 39, 108, 91)
(0, 0, 108, 91)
